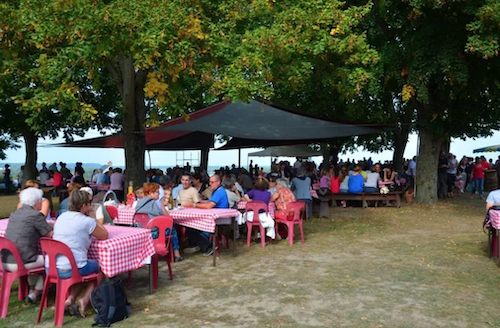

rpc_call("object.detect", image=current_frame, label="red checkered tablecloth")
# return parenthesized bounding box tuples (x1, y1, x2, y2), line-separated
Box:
(0, 220, 154, 278)
(237, 201, 276, 219)
(488, 210, 500, 229)
(116, 206, 136, 225)
(169, 208, 240, 233)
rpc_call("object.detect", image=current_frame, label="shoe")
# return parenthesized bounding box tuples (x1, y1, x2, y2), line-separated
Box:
(184, 246, 200, 254)
(203, 246, 218, 257)
(25, 292, 39, 304)
(174, 256, 184, 262)
(480, 195, 485, 200)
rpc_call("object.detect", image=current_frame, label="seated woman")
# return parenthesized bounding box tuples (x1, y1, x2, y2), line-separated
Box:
(135, 182, 183, 262)
(383, 167, 396, 183)
(318, 169, 331, 196)
(52, 190, 108, 317)
(3, 188, 53, 303)
(242, 177, 271, 204)
(17, 180, 51, 218)
(57, 182, 83, 217)
(330, 165, 341, 194)
(348, 166, 365, 194)
(268, 176, 278, 196)
(364, 166, 380, 193)
(339, 166, 350, 194)
(224, 177, 241, 209)
(270, 178, 296, 239)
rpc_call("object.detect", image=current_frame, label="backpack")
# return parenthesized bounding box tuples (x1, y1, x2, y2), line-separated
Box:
(90, 278, 131, 327)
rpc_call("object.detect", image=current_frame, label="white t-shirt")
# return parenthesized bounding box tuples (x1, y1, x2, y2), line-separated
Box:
(52, 211, 97, 269)
(294, 160, 302, 169)
(365, 172, 380, 188)
(340, 175, 350, 190)
(486, 190, 500, 206)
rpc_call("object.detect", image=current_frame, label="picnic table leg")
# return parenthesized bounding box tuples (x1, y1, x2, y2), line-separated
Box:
(149, 256, 153, 294)
(232, 217, 237, 257)
(213, 225, 217, 267)
(488, 228, 492, 258)
(396, 194, 401, 208)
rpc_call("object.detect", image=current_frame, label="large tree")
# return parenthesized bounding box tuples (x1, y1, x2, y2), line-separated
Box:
(5, 0, 276, 186)
(0, 1, 119, 181)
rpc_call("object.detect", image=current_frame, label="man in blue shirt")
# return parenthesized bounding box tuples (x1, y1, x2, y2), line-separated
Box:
(184, 174, 228, 256)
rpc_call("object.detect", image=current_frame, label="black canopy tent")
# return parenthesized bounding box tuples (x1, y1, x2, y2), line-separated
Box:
(57, 99, 381, 169)
(156, 99, 381, 166)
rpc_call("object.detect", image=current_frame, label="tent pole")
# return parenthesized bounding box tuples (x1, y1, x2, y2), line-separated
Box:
(148, 150, 152, 169)
(238, 139, 241, 168)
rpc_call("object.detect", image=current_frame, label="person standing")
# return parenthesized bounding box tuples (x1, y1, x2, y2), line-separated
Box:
(110, 168, 124, 202)
(291, 168, 312, 219)
(471, 158, 486, 200)
(438, 151, 448, 199)
(3, 164, 11, 194)
(406, 156, 417, 189)
(446, 153, 458, 198)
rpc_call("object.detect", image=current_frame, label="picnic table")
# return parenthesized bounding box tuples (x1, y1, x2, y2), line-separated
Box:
(113, 205, 240, 266)
(0, 220, 155, 277)
(486, 210, 500, 261)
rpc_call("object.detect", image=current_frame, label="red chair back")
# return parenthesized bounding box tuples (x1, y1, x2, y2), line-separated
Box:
(133, 213, 150, 228)
(105, 206, 118, 220)
(287, 201, 306, 222)
(40, 238, 85, 282)
(244, 201, 268, 223)
(146, 216, 173, 255)
(0, 237, 28, 275)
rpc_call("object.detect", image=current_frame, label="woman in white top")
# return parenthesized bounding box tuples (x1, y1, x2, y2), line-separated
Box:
(52, 190, 108, 317)
(364, 166, 380, 193)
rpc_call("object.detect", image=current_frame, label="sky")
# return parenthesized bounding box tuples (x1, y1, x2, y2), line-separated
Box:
(2, 129, 500, 169)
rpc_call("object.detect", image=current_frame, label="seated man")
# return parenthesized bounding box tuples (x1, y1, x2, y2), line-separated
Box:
(184, 174, 228, 256)
(3, 188, 53, 303)
(178, 174, 200, 207)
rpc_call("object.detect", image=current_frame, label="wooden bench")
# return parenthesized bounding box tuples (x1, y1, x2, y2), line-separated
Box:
(331, 191, 402, 208)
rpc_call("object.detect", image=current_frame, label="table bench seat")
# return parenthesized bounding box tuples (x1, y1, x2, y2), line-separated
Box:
(331, 192, 402, 208)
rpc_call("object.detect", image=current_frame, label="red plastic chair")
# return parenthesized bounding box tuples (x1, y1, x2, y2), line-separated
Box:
(0, 237, 46, 318)
(105, 206, 118, 221)
(274, 201, 305, 246)
(36, 238, 99, 327)
(245, 201, 269, 247)
(147, 216, 174, 291)
(133, 212, 150, 228)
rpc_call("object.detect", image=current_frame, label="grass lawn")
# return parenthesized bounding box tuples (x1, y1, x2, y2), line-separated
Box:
(0, 193, 498, 327)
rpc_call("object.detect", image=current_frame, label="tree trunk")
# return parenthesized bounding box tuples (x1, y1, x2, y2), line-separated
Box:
(321, 142, 329, 170)
(392, 125, 409, 174)
(23, 128, 38, 184)
(107, 55, 148, 189)
(414, 126, 446, 204)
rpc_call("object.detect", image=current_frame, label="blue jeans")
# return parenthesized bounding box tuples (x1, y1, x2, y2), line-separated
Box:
(56, 259, 100, 279)
(151, 227, 180, 251)
(364, 187, 378, 193)
(474, 178, 484, 196)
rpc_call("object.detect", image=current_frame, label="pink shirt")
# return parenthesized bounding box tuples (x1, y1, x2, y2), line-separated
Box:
(110, 172, 124, 191)
(320, 176, 329, 189)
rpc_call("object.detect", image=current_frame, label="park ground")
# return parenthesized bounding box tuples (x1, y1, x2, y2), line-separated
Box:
(0, 194, 498, 328)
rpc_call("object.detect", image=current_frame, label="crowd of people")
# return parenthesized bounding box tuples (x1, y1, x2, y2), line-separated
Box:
(2, 153, 500, 319)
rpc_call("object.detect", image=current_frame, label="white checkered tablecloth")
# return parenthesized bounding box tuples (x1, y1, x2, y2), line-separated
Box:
(116, 206, 136, 225)
(237, 201, 276, 219)
(0, 220, 154, 278)
(169, 208, 241, 233)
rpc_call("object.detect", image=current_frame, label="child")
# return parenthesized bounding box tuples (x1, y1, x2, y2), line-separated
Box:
(318, 169, 330, 196)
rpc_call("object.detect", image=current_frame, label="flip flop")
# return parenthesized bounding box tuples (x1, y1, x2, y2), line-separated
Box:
(64, 304, 73, 316)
